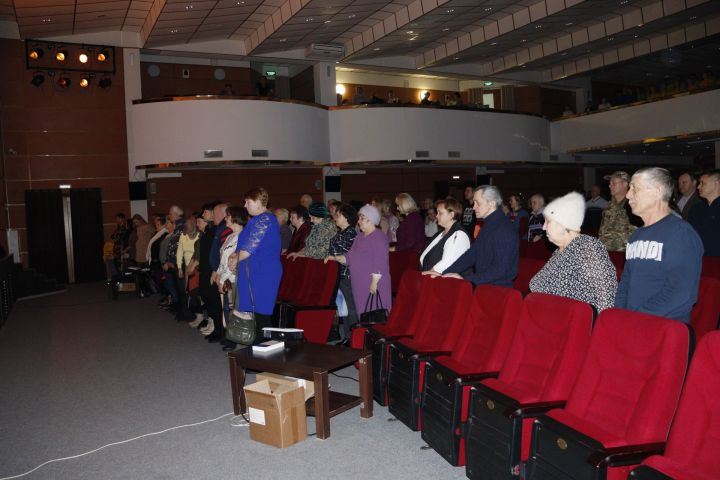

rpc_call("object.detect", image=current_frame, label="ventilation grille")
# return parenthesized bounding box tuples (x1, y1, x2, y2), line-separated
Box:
(251, 149, 269, 157)
(415, 150, 429, 158)
(448, 151, 461, 158)
(204, 149, 223, 158)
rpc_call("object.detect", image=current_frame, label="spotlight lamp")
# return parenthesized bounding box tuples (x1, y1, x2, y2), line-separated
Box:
(78, 51, 89, 63)
(97, 50, 109, 62)
(98, 76, 112, 89)
(28, 47, 44, 60)
(55, 49, 68, 61)
(79, 77, 90, 88)
(31, 71, 45, 87)
(56, 74, 71, 88)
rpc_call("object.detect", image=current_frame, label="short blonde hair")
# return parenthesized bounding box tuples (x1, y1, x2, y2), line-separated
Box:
(395, 193, 418, 214)
(274, 208, 289, 223)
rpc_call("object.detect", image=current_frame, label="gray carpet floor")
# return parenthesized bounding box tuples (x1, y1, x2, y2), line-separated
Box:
(0, 283, 466, 479)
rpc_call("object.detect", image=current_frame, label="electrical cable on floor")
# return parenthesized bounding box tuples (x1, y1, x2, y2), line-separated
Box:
(0, 412, 242, 480)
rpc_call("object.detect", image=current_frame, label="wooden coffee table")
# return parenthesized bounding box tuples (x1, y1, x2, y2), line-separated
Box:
(227, 342, 373, 440)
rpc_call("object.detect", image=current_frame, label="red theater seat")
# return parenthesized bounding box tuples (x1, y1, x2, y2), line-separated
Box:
(420, 285, 523, 466)
(277, 258, 339, 343)
(464, 293, 594, 480)
(363, 270, 425, 405)
(513, 258, 546, 296)
(690, 276, 720, 342)
(386, 276, 473, 431)
(701, 256, 720, 279)
(628, 331, 720, 480)
(389, 250, 419, 296)
(528, 308, 691, 480)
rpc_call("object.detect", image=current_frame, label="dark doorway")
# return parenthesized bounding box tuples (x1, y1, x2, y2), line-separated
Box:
(70, 189, 105, 282)
(25, 188, 105, 284)
(25, 189, 68, 284)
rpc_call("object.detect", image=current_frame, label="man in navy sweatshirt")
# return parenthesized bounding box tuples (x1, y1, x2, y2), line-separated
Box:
(615, 167, 703, 323)
(442, 185, 518, 287)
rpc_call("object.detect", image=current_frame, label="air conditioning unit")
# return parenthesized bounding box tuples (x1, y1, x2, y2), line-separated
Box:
(305, 43, 345, 60)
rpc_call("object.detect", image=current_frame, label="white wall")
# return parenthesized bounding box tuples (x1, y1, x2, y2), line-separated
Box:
(129, 100, 329, 167)
(551, 89, 720, 152)
(329, 107, 549, 163)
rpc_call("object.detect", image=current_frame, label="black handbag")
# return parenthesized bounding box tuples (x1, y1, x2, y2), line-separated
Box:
(225, 261, 256, 345)
(360, 292, 388, 324)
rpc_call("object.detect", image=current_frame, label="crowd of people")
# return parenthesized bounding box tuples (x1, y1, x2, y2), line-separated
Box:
(105, 166, 719, 350)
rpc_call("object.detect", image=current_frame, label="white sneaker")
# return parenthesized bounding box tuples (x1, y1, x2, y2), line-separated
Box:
(201, 318, 215, 336)
(188, 313, 204, 328)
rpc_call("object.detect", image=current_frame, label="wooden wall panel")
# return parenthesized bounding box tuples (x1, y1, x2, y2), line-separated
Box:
(0, 38, 130, 266)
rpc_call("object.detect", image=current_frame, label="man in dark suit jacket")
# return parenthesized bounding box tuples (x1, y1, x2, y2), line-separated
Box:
(674, 172, 700, 219)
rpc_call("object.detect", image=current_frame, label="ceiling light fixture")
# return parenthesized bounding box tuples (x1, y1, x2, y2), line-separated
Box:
(97, 50, 109, 61)
(56, 74, 71, 88)
(55, 49, 68, 61)
(99, 76, 112, 89)
(78, 51, 89, 63)
(31, 71, 45, 87)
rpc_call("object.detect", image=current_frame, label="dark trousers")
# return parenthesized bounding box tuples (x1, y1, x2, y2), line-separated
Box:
(199, 272, 223, 336)
(255, 313, 273, 341)
(338, 276, 359, 340)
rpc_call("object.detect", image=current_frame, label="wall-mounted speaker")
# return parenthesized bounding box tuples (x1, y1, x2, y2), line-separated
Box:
(325, 176, 341, 192)
(129, 181, 147, 200)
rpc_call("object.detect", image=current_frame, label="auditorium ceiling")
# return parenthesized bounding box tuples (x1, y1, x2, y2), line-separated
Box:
(3, 0, 719, 82)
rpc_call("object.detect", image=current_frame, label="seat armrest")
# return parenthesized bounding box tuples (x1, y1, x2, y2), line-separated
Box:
(589, 442, 666, 468)
(511, 400, 566, 418)
(457, 371, 499, 384)
(413, 350, 453, 358)
(351, 320, 388, 330)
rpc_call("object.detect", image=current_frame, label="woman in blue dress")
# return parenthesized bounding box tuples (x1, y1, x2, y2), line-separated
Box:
(233, 187, 282, 340)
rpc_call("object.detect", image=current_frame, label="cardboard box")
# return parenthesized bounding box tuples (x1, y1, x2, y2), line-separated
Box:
(256, 372, 315, 401)
(244, 379, 308, 448)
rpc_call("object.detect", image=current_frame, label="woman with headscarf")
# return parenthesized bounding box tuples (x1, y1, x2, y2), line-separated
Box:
(287, 202, 338, 260)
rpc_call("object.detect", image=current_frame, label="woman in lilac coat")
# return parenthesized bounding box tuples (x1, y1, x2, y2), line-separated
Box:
(331, 204, 392, 315)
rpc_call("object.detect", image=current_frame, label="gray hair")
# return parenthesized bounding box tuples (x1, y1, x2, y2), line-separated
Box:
(169, 205, 184, 216)
(474, 185, 503, 208)
(634, 167, 673, 203)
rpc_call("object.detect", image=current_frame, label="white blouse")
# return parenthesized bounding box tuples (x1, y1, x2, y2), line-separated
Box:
(217, 231, 240, 285)
(419, 229, 471, 274)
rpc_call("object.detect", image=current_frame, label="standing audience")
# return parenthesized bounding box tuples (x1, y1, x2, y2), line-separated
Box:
(287, 206, 311, 254)
(529, 192, 617, 312)
(325, 204, 359, 343)
(688, 169, 720, 257)
(394, 193, 426, 253)
(675, 172, 700, 219)
(442, 186, 518, 287)
(420, 198, 470, 274)
(599, 171, 643, 251)
(288, 203, 337, 259)
(615, 168, 703, 323)
(526, 194, 545, 241)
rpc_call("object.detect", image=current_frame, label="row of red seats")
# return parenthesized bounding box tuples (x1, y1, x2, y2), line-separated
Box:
(353, 270, 720, 479)
(513, 257, 720, 343)
(275, 256, 339, 343)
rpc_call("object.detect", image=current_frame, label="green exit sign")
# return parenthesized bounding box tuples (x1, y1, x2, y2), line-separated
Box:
(266, 70, 277, 77)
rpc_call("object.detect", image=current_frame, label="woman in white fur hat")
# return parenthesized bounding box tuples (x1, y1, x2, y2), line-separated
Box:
(529, 191, 618, 312)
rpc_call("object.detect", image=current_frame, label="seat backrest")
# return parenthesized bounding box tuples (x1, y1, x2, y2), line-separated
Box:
(277, 256, 309, 302)
(389, 250, 420, 295)
(691, 276, 720, 342)
(702, 256, 720, 280)
(450, 285, 523, 372)
(523, 239, 553, 261)
(513, 258, 546, 296)
(383, 269, 425, 334)
(564, 308, 690, 445)
(295, 258, 338, 305)
(607, 250, 625, 281)
(661, 331, 720, 472)
(498, 293, 594, 402)
(408, 276, 473, 350)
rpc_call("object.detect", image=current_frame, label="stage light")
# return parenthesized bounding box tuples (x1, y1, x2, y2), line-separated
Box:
(79, 52, 89, 63)
(79, 77, 90, 88)
(31, 72, 45, 87)
(97, 50, 108, 62)
(57, 75, 71, 88)
(29, 48, 44, 60)
(98, 76, 112, 88)
(55, 49, 68, 61)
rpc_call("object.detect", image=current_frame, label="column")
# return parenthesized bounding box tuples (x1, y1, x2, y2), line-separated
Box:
(314, 62, 337, 107)
(123, 48, 148, 220)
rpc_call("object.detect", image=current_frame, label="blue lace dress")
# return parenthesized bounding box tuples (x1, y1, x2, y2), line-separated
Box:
(235, 211, 282, 315)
